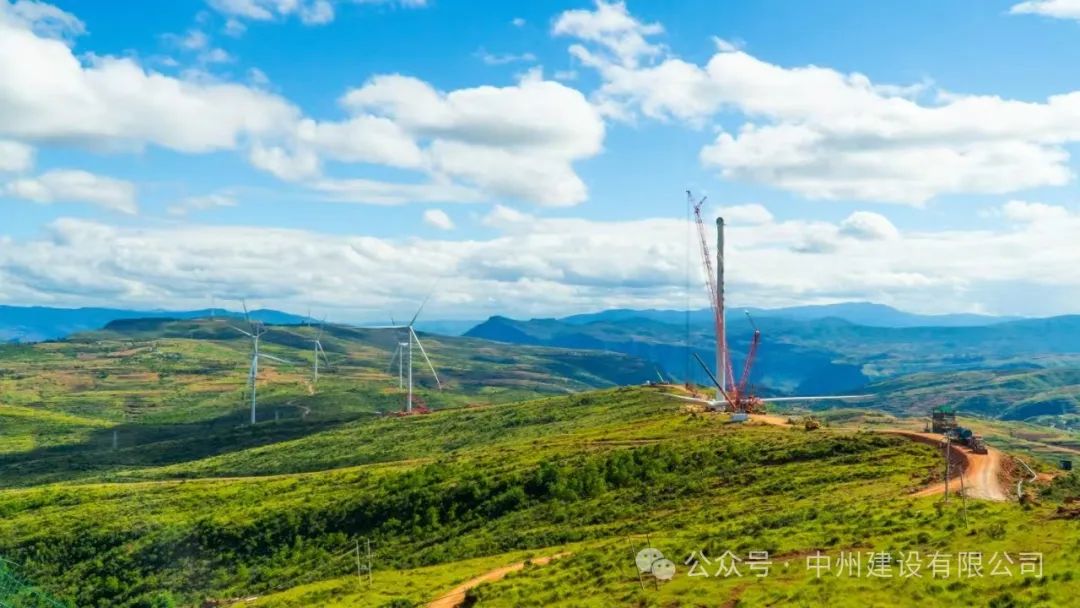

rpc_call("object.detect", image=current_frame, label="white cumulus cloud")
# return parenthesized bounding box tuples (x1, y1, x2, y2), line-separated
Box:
(999, 200, 1070, 223)
(0, 140, 33, 172)
(422, 208, 454, 230)
(5, 169, 137, 213)
(1010, 0, 1080, 20)
(4, 203, 1080, 317)
(716, 203, 774, 225)
(557, 2, 1080, 205)
(0, 12, 299, 154)
(166, 193, 238, 216)
(839, 211, 900, 241)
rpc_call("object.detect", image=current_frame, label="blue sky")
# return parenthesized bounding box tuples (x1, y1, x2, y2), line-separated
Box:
(3, 0, 1080, 320)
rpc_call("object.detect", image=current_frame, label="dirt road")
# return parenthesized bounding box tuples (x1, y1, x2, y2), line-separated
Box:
(750, 414, 792, 427)
(888, 431, 1008, 501)
(746, 414, 1009, 502)
(427, 553, 570, 608)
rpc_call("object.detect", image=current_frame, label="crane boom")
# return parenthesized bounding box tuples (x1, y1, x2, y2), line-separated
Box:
(736, 311, 760, 398)
(690, 191, 731, 391)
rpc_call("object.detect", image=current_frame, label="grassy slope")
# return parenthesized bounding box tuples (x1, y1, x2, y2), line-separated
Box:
(859, 369, 1080, 425)
(0, 319, 654, 488)
(1, 386, 1077, 607)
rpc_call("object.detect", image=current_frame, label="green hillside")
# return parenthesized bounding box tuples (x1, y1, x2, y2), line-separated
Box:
(0, 384, 1077, 607)
(0, 318, 653, 488)
(853, 369, 1080, 428)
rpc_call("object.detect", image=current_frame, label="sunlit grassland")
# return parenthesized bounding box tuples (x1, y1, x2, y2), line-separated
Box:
(2, 385, 1075, 607)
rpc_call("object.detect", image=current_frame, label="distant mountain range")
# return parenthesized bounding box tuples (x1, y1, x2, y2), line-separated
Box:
(0, 306, 309, 343)
(0, 305, 482, 343)
(561, 302, 1020, 328)
(465, 306, 1080, 401)
(4, 301, 1079, 424)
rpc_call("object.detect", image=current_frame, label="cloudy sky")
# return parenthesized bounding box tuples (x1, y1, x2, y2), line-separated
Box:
(3, 0, 1080, 321)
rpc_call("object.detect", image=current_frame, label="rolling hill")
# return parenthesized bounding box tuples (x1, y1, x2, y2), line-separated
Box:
(0, 305, 481, 343)
(0, 386, 1076, 607)
(0, 317, 654, 488)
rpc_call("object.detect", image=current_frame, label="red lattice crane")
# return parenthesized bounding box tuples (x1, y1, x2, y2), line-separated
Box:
(690, 192, 733, 392)
(690, 192, 764, 414)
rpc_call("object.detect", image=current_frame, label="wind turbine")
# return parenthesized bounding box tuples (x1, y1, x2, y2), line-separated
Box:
(310, 318, 331, 386)
(387, 340, 407, 389)
(231, 301, 296, 424)
(372, 298, 442, 413)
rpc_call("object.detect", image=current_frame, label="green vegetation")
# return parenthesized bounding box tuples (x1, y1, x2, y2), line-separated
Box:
(0, 318, 652, 487)
(859, 369, 1080, 428)
(1, 321, 1078, 606)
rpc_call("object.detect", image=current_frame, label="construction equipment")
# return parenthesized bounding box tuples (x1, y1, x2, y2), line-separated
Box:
(673, 198, 872, 416)
(690, 192, 731, 393)
(803, 417, 821, 431)
(947, 426, 988, 454)
(931, 405, 958, 434)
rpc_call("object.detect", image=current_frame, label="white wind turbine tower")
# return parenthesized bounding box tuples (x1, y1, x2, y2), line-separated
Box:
(387, 340, 408, 389)
(231, 302, 295, 424)
(374, 298, 442, 413)
(310, 318, 331, 386)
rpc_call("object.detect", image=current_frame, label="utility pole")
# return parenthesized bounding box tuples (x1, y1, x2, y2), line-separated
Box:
(354, 539, 372, 586)
(943, 438, 951, 503)
(627, 536, 645, 592)
(959, 469, 968, 524)
(366, 538, 373, 585)
(360, 539, 369, 587)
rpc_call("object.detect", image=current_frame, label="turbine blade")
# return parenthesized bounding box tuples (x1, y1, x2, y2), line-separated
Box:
(230, 325, 253, 337)
(409, 293, 434, 327)
(316, 316, 327, 341)
(692, 352, 734, 407)
(387, 344, 399, 373)
(759, 395, 873, 403)
(663, 393, 713, 405)
(411, 328, 441, 388)
(259, 353, 295, 365)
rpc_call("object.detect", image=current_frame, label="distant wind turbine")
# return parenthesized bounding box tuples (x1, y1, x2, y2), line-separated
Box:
(231, 301, 296, 424)
(371, 297, 442, 413)
(310, 318, 332, 386)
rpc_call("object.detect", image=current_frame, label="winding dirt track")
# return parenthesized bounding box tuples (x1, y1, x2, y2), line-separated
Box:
(425, 410, 1010, 607)
(749, 416, 1009, 501)
(427, 554, 570, 608)
(890, 431, 1008, 501)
